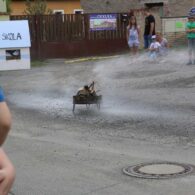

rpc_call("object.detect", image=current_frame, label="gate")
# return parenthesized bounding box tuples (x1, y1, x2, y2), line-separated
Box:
(10, 14, 128, 59)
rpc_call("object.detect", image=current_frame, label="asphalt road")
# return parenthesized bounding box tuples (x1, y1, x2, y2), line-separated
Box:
(1, 50, 195, 195)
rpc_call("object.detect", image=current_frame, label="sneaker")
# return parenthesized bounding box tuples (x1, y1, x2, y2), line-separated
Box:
(186, 61, 192, 65)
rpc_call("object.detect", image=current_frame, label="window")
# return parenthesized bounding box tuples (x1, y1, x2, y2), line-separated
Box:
(145, 2, 164, 8)
(73, 9, 84, 14)
(53, 10, 64, 21)
(6, 49, 21, 60)
(53, 10, 64, 15)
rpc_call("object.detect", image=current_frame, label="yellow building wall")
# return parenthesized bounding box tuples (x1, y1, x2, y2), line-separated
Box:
(0, 15, 10, 21)
(11, 0, 81, 15)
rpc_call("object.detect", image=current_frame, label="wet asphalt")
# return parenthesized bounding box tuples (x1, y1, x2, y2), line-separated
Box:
(1, 50, 195, 195)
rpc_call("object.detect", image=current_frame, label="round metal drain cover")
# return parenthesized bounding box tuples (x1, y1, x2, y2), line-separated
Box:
(123, 162, 194, 179)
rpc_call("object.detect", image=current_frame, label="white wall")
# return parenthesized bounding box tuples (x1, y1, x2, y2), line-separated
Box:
(0, 48, 31, 71)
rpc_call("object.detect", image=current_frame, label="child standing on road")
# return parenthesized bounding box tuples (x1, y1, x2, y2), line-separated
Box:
(0, 87, 15, 195)
(149, 35, 161, 60)
(186, 15, 195, 65)
(126, 15, 140, 55)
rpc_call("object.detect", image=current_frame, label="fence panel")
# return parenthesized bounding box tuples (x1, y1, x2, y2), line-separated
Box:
(10, 14, 127, 42)
(10, 14, 128, 59)
(10, 15, 36, 41)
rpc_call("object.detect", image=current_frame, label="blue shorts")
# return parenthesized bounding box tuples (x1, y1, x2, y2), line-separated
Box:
(144, 35, 152, 49)
(188, 38, 195, 52)
(149, 51, 158, 59)
(0, 88, 5, 102)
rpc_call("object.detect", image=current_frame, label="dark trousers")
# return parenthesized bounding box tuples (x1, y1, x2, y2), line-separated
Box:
(144, 35, 152, 49)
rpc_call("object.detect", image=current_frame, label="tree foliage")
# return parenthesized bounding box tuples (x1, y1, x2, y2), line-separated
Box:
(24, 0, 52, 15)
(6, 0, 12, 13)
(1, 0, 11, 13)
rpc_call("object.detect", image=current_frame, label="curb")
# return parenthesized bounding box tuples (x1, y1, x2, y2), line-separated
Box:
(64, 55, 119, 64)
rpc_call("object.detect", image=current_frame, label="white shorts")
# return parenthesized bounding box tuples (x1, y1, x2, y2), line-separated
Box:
(128, 40, 139, 48)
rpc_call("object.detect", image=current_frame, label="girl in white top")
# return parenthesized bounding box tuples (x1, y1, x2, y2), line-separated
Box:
(126, 15, 141, 55)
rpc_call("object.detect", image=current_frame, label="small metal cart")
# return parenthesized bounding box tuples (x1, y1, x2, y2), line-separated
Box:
(72, 94, 102, 112)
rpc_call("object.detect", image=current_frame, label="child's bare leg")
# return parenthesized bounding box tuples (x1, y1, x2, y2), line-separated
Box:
(133, 46, 139, 55)
(187, 39, 193, 65)
(0, 102, 12, 146)
(130, 47, 133, 55)
(130, 46, 137, 55)
(0, 148, 15, 195)
(193, 39, 195, 64)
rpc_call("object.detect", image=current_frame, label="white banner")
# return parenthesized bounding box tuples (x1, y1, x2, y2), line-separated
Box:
(0, 20, 31, 48)
(163, 18, 187, 33)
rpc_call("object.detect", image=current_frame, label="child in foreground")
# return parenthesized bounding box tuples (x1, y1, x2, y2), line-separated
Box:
(0, 87, 15, 195)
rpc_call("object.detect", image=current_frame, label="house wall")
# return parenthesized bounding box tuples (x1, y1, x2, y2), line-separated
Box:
(10, 0, 81, 15)
(81, 0, 193, 16)
(81, 0, 139, 13)
(168, 0, 193, 17)
(10, 2, 24, 15)
(0, 0, 6, 13)
(0, 48, 30, 71)
(48, 1, 81, 13)
(0, 15, 10, 21)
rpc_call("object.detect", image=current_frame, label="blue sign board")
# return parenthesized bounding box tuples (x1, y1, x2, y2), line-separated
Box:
(89, 14, 117, 31)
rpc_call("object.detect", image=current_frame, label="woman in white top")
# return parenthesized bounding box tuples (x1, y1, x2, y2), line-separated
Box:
(126, 15, 141, 55)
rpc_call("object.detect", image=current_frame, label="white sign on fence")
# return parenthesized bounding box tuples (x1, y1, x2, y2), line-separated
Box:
(163, 18, 187, 33)
(0, 20, 31, 48)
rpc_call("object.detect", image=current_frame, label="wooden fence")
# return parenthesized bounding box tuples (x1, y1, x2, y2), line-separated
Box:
(10, 14, 128, 59)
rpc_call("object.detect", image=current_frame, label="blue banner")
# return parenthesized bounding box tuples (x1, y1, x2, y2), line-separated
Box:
(89, 14, 117, 31)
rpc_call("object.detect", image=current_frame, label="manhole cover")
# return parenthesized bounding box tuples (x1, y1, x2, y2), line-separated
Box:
(123, 162, 194, 179)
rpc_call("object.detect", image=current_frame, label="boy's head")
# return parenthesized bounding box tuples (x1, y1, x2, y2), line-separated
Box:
(156, 32, 162, 40)
(188, 14, 195, 21)
(144, 8, 151, 16)
(188, 7, 195, 20)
